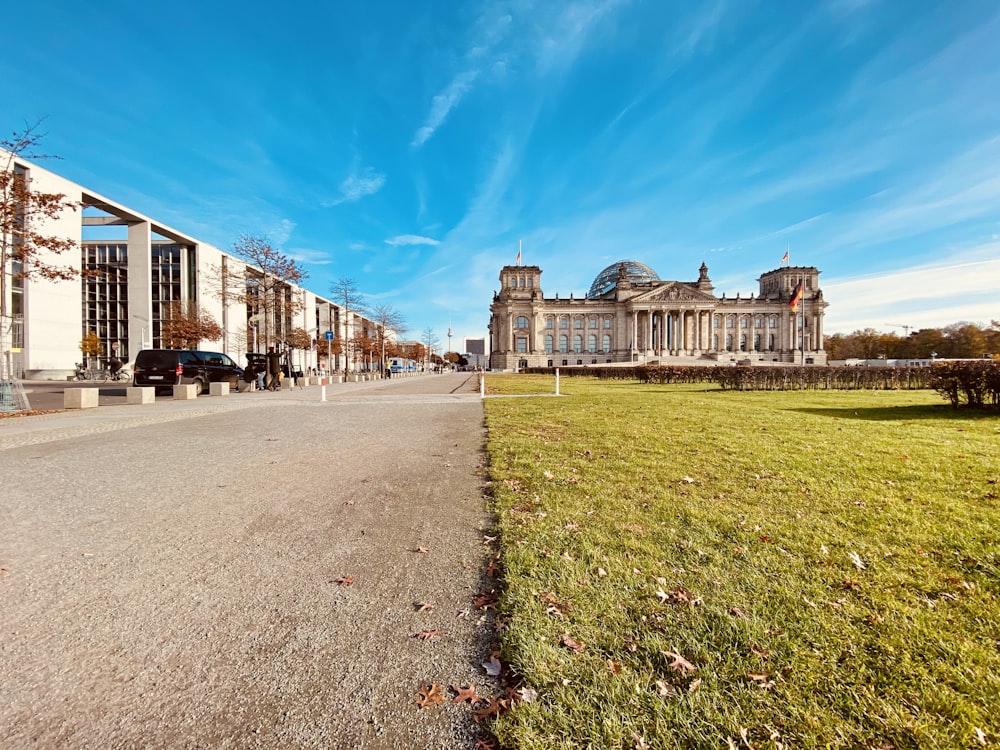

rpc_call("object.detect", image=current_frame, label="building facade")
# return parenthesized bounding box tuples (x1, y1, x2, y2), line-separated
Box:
(2, 150, 382, 380)
(489, 260, 828, 369)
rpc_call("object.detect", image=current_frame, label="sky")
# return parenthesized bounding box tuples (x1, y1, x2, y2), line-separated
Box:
(3, 0, 998, 347)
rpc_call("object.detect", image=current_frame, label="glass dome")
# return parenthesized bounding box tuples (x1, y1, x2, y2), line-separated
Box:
(587, 260, 660, 298)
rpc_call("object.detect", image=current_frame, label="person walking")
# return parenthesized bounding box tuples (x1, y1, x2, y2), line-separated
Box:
(265, 346, 281, 390)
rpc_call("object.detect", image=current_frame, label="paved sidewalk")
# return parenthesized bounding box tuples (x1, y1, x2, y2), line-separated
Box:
(0, 373, 496, 748)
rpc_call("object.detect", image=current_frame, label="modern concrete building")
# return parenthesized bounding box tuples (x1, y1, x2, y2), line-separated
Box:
(488, 260, 828, 370)
(1, 150, 382, 381)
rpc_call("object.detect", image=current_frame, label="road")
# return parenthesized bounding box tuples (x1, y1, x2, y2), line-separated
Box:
(0, 373, 497, 749)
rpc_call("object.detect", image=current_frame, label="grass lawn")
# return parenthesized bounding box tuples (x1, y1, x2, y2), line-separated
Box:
(483, 375, 999, 749)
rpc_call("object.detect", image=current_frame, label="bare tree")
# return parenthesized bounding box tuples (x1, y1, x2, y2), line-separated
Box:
(422, 326, 440, 370)
(2, 122, 81, 379)
(329, 277, 366, 373)
(224, 233, 308, 351)
(370, 303, 406, 372)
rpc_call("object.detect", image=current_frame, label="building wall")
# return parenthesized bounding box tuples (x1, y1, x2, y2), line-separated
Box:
(3, 150, 385, 380)
(18, 165, 84, 373)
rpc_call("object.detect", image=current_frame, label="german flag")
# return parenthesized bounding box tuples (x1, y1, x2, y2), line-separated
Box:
(789, 281, 803, 312)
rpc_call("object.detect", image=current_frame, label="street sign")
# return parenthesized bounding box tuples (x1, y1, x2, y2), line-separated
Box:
(325, 331, 334, 341)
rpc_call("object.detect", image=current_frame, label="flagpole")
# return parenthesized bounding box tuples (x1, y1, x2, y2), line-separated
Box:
(800, 272, 805, 366)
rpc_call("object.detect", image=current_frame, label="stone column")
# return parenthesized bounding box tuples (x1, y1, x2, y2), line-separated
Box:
(127, 221, 152, 352)
(632, 312, 638, 358)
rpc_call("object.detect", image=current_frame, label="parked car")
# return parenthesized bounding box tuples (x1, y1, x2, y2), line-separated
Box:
(132, 349, 244, 394)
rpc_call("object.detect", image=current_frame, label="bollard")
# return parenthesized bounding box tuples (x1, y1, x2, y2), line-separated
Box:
(321, 376, 327, 402)
(555, 368, 560, 396)
(480, 373, 485, 398)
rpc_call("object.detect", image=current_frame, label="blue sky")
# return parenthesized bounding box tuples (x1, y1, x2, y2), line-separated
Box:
(4, 0, 998, 347)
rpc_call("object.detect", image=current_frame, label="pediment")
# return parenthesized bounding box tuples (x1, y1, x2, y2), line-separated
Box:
(631, 282, 716, 303)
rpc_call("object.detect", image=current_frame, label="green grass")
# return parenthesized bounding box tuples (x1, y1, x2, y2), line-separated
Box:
(484, 376, 1000, 749)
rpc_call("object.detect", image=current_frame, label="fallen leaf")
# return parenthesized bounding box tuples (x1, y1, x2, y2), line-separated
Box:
(482, 654, 502, 676)
(688, 678, 702, 693)
(633, 732, 650, 749)
(561, 635, 584, 653)
(681, 476, 694, 483)
(975, 727, 987, 746)
(472, 696, 503, 723)
(414, 683, 446, 709)
(655, 679, 676, 697)
(415, 546, 430, 553)
(474, 739, 498, 750)
(802, 595, 817, 608)
(517, 686, 538, 703)
(474, 590, 498, 609)
(597, 567, 607, 577)
(664, 648, 696, 673)
(607, 658, 622, 674)
(729, 606, 748, 618)
(849, 551, 867, 570)
(451, 684, 481, 705)
(486, 558, 500, 577)
(333, 575, 354, 586)
(414, 629, 441, 641)
(414, 601, 435, 612)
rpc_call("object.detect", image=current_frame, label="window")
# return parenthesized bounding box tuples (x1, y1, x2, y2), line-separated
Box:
(589, 318, 597, 329)
(559, 335, 568, 353)
(768, 334, 775, 351)
(713, 334, 719, 350)
(754, 333, 761, 350)
(713, 316, 720, 329)
(545, 318, 554, 329)
(755, 316, 763, 328)
(516, 337, 527, 353)
(515, 316, 529, 329)
(574, 318, 583, 329)
(573, 335, 583, 353)
(602, 334, 611, 352)
(560, 318, 568, 329)
(769, 317, 777, 329)
(740, 317, 748, 328)
(740, 334, 747, 352)
(587, 334, 597, 353)
(604, 317, 612, 329)
(726, 317, 734, 328)
(726, 334, 733, 350)
(544, 335, 553, 353)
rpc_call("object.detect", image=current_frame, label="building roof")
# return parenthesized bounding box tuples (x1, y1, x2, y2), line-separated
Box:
(587, 260, 660, 299)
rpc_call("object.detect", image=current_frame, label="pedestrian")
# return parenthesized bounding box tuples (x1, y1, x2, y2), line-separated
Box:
(265, 346, 281, 390)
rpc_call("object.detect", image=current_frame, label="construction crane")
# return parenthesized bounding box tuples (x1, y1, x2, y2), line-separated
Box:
(886, 323, 913, 336)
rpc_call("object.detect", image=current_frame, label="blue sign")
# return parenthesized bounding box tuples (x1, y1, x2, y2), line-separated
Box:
(324, 331, 334, 341)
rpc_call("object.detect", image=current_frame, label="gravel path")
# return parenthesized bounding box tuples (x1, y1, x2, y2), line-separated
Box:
(0, 374, 497, 749)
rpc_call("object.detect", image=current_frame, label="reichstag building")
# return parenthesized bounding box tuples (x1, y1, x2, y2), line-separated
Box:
(489, 260, 828, 369)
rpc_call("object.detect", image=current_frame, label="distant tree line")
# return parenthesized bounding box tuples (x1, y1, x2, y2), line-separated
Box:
(825, 321, 1000, 361)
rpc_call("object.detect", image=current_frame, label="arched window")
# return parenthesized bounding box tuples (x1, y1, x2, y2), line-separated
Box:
(726, 316, 734, 328)
(713, 334, 719, 350)
(754, 333, 762, 350)
(768, 334, 775, 350)
(740, 317, 748, 328)
(769, 317, 777, 329)
(602, 334, 611, 352)
(740, 334, 747, 352)
(755, 316, 763, 329)
(544, 335, 554, 353)
(559, 335, 568, 353)
(587, 334, 597, 352)
(514, 316, 529, 329)
(713, 316, 721, 329)
(725, 334, 733, 350)
(573, 334, 583, 353)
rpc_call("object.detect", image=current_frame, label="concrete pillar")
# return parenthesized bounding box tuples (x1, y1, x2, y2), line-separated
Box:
(209, 382, 230, 396)
(127, 386, 155, 404)
(127, 221, 153, 354)
(173, 384, 198, 400)
(64, 388, 99, 409)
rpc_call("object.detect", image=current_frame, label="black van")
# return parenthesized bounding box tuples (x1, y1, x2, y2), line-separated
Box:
(132, 349, 244, 394)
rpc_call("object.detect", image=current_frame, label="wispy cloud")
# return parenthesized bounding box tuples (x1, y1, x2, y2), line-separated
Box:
(823, 250, 1000, 332)
(324, 166, 386, 206)
(411, 70, 480, 147)
(385, 234, 440, 247)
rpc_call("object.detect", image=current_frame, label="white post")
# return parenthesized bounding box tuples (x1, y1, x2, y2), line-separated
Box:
(479, 373, 485, 399)
(555, 368, 560, 395)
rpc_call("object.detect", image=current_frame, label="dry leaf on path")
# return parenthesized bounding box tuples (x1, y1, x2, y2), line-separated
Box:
(414, 629, 441, 641)
(451, 684, 481, 704)
(333, 576, 354, 586)
(482, 654, 502, 676)
(414, 683, 446, 709)
(414, 601, 435, 612)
